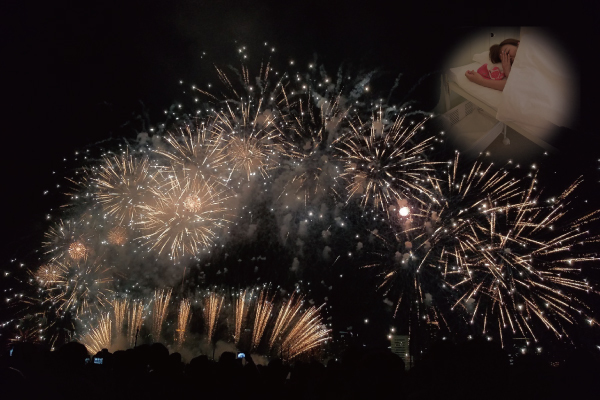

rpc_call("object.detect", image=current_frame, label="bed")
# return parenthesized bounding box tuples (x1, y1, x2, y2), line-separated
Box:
(442, 28, 577, 155)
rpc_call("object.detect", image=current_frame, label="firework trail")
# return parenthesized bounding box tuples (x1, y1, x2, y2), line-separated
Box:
(203, 291, 224, 344)
(268, 293, 303, 351)
(112, 298, 129, 337)
(251, 289, 274, 350)
(233, 289, 252, 345)
(280, 304, 330, 359)
(127, 300, 146, 347)
(336, 112, 438, 214)
(151, 288, 172, 341)
(94, 150, 151, 225)
(137, 172, 231, 259)
(81, 313, 112, 355)
(175, 298, 192, 345)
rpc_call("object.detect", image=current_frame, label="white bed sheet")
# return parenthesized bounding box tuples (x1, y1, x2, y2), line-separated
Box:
(447, 62, 504, 110)
(496, 27, 577, 138)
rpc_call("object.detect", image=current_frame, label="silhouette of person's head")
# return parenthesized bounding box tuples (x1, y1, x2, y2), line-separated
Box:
(148, 342, 169, 369)
(56, 342, 89, 370)
(219, 351, 236, 364)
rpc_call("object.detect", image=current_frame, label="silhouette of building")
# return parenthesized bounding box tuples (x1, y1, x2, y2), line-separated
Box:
(390, 334, 411, 370)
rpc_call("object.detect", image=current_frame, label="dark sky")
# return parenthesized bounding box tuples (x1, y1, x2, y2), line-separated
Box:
(1, 1, 595, 254)
(1, 1, 598, 349)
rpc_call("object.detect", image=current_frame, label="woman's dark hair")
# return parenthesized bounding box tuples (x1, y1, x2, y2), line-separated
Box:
(489, 38, 520, 64)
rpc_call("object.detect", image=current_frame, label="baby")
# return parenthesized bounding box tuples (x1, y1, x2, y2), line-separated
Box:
(465, 38, 520, 91)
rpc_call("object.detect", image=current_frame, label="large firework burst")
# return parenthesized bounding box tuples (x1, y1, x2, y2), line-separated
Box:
(35, 257, 113, 319)
(93, 150, 152, 225)
(197, 65, 287, 182)
(137, 173, 231, 259)
(440, 176, 599, 343)
(372, 154, 599, 344)
(154, 123, 227, 183)
(43, 219, 92, 261)
(336, 112, 437, 214)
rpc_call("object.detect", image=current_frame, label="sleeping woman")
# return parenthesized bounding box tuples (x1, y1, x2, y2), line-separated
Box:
(465, 38, 519, 91)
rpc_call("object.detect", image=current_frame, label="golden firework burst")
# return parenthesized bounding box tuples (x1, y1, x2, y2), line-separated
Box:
(138, 173, 231, 259)
(107, 226, 128, 246)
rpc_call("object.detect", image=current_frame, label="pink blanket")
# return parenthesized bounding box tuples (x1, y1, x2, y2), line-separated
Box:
(477, 63, 505, 80)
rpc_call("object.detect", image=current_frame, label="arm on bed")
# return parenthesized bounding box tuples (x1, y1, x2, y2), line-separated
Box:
(465, 70, 507, 91)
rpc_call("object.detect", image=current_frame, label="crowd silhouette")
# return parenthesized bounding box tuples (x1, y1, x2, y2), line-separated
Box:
(1, 339, 598, 400)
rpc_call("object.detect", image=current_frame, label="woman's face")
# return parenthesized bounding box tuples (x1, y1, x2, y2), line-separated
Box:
(501, 44, 518, 64)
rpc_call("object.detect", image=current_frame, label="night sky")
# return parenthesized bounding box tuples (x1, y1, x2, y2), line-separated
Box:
(1, 1, 598, 352)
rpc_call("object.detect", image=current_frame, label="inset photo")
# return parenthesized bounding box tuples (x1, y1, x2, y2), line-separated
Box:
(437, 27, 578, 162)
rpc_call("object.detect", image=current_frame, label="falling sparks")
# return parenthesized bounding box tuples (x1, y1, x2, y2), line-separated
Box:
(127, 300, 146, 348)
(81, 313, 112, 355)
(251, 289, 274, 350)
(203, 291, 224, 344)
(233, 289, 252, 345)
(280, 304, 330, 359)
(268, 293, 304, 351)
(112, 297, 129, 337)
(151, 288, 172, 340)
(175, 298, 192, 345)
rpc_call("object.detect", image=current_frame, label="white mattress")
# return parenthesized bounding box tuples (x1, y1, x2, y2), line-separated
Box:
(447, 62, 504, 110)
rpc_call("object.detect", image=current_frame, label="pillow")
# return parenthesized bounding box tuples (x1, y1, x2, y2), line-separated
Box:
(473, 51, 490, 64)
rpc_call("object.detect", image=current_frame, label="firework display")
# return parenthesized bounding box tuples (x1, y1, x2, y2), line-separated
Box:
(2, 51, 598, 359)
(67, 285, 330, 359)
(234, 289, 252, 345)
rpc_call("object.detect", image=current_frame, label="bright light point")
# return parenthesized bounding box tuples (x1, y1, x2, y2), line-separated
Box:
(399, 207, 410, 217)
